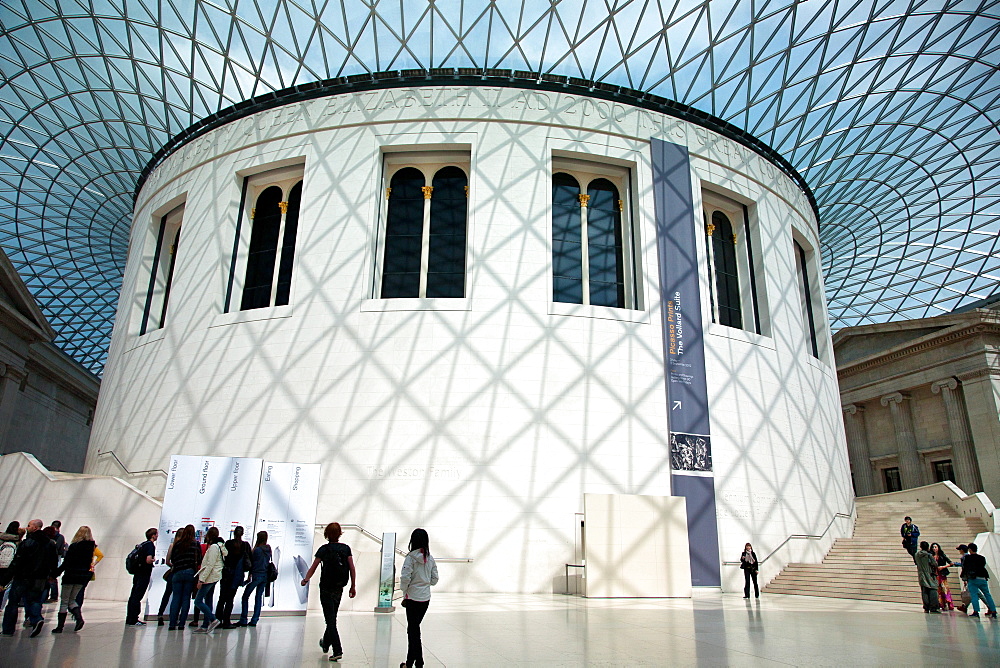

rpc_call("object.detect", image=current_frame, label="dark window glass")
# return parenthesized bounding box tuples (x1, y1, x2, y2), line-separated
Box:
(274, 181, 301, 306)
(241, 185, 283, 310)
(883, 467, 902, 493)
(158, 226, 181, 326)
(427, 166, 467, 298)
(552, 172, 582, 304)
(711, 211, 742, 329)
(933, 460, 955, 483)
(381, 168, 424, 298)
(587, 179, 624, 308)
(796, 240, 820, 358)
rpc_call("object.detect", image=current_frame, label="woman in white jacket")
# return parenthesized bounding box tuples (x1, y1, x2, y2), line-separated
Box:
(193, 526, 227, 633)
(399, 528, 438, 668)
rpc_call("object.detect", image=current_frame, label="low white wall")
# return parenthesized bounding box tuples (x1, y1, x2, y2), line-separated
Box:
(860, 481, 996, 532)
(0, 452, 162, 602)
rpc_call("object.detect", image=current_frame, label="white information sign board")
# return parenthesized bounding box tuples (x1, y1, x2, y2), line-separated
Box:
(256, 461, 322, 613)
(148, 455, 263, 616)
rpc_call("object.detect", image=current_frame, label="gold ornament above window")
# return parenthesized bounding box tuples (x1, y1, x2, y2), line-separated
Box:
(578, 193, 590, 207)
(422, 186, 434, 199)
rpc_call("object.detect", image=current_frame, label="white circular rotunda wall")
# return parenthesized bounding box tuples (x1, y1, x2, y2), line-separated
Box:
(88, 85, 852, 593)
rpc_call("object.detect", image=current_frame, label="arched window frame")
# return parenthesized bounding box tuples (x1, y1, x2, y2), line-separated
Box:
(702, 190, 762, 334)
(376, 151, 470, 299)
(139, 203, 184, 335)
(226, 163, 305, 312)
(550, 157, 637, 310)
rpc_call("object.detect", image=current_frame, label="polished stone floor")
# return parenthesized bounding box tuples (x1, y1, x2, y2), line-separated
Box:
(2, 592, 999, 667)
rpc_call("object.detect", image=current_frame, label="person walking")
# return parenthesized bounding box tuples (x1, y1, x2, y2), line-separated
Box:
(301, 522, 357, 661)
(901, 516, 920, 557)
(51, 526, 97, 633)
(953, 544, 986, 612)
(167, 525, 201, 631)
(914, 541, 941, 613)
(1, 519, 57, 637)
(216, 526, 251, 629)
(740, 543, 759, 599)
(398, 528, 438, 668)
(961, 542, 998, 618)
(238, 531, 272, 627)
(125, 528, 158, 626)
(45, 521, 66, 604)
(929, 543, 954, 611)
(0, 522, 20, 609)
(192, 527, 227, 633)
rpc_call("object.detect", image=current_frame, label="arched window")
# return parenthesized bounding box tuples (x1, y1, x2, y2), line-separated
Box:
(710, 210, 742, 329)
(381, 167, 425, 298)
(587, 179, 625, 308)
(241, 185, 283, 310)
(379, 161, 469, 299)
(552, 172, 583, 304)
(551, 162, 635, 309)
(427, 166, 468, 298)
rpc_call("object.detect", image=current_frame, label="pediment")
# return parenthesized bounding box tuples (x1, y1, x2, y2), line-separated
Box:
(0, 247, 55, 342)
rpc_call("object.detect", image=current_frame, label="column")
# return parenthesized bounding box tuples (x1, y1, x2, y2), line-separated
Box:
(880, 392, 924, 489)
(0, 363, 26, 453)
(956, 367, 1000, 503)
(932, 378, 983, 493)
(843, 403, 875, 496)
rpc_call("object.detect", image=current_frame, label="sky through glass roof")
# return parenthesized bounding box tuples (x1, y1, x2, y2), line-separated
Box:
(1, 0, 998, 374)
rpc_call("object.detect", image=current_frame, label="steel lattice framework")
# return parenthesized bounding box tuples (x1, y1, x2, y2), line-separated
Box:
(1, 0, 998, 374)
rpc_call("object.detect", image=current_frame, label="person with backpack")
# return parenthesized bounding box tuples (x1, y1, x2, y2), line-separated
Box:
(301, 522, 357, 661)
(1, 519, 57, 637)
(51, 526, 97, 634)
(398, 528, 438, 668)
(238, 531, 272, 627)
(216, 526, 251, 629)
(125, 528, 158, 626)
(0, 522, 21, 612)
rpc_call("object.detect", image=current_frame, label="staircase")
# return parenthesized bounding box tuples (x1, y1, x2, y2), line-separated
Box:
(765, 498, 987, 604)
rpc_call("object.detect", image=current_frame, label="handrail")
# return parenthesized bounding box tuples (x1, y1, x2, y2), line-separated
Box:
(96, 451, 167, 478)
(721, 505, 855, 565)
(314, 522, 474, 563)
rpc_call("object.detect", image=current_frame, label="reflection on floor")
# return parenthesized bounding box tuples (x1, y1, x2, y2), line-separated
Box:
(2, 591, 1000, 666)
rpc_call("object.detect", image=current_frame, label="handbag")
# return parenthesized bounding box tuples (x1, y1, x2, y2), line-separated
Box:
(162, 568, 173, 582)
(266, 562, 278, 582)
(401, 598, 409, 608)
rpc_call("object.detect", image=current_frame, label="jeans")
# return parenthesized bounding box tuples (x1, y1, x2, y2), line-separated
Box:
(239, 574, 267, 624)
(743, 569, 759, 598)
(194, 582, 217, 625)
(320, 587, 344, 654)
(2, 579, 43, 634)
(967, 577, 996, 614)
(75, 581, 88, 608)
(168, 569, 196, 628)
(215, 582, 239, 625)
(405, 600, 430, 668)
(126, 573, 151, 624)
(159, 578, 173, 615)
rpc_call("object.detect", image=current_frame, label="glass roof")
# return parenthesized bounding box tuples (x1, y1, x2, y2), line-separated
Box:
(1, 0, 998, 374)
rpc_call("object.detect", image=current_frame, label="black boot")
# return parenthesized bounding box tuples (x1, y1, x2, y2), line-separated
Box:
(70, 607, 84, 631)
(51, 612, 67, 634)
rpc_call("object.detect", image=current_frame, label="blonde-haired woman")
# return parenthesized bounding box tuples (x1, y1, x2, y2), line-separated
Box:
(51, 526, 96, 633)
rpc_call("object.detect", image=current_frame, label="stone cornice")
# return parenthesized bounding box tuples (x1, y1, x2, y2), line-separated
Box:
(956, 366, 1000, 382)
(838, 322, 1000, 378)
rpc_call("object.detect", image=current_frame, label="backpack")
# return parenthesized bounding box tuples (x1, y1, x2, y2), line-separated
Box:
(124, 542, 145, 575)
(327, 545, 350, 587)
(0, 541, 15, 570)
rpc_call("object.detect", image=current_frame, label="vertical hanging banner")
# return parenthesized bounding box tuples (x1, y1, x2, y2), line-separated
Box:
(256, 461, 321, 613)
(148, 455, 263, 616)
(650, 138, 722, 587)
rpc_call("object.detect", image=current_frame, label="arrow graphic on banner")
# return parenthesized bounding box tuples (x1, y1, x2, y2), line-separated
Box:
(672, 401, 682, 410)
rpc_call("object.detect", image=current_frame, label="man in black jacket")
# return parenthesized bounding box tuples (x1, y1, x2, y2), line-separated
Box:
(0, 519, 58, 637)
(961, 543, 998, 618)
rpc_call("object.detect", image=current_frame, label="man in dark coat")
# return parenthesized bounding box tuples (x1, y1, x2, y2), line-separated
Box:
(914, 541, 941, 613)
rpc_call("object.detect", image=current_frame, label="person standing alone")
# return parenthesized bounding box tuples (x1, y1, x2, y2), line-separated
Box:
(740, 543, 759, 599)
(301, 522, 357, 662)
(901, 516, 920, 557)
(399, 528, 438, 668)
